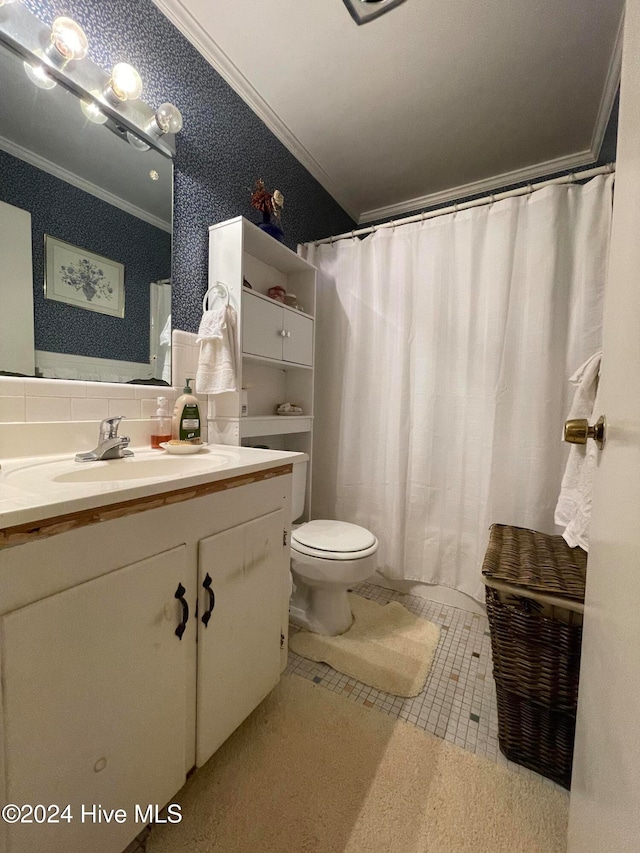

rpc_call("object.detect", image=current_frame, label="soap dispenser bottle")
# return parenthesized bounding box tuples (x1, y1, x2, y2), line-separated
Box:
(172, 378, 201, 441)
(150, 396, 172, 449)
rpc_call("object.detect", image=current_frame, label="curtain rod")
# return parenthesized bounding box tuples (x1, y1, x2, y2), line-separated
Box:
(313, 163, 616, 246)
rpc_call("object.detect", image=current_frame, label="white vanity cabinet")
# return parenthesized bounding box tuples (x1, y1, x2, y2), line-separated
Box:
(0, 467, 292, 853)
(196, 507, 286, 765)
(1, 547, 191, 853)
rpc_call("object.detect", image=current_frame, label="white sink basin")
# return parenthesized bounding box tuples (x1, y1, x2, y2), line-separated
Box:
(0, 443, 300, 531)
(55, 454, 232, 483)
(3, 448, 232, 489)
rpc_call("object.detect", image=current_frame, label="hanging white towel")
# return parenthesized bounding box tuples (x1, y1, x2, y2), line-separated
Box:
(554, 351, 602, 551)
(195, 304, 238, 394)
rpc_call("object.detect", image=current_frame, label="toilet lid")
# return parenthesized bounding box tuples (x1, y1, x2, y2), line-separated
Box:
(292, 520, 376, 554)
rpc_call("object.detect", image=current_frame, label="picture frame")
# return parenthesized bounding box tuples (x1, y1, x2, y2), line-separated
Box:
(44, 235, 125, 318)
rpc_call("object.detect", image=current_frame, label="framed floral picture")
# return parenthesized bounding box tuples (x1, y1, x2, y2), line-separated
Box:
(44, 236, 125, 318)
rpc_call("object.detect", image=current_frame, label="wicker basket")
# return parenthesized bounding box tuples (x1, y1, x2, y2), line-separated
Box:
(495, 683, 577, 788)
(482, 524, 587, 789)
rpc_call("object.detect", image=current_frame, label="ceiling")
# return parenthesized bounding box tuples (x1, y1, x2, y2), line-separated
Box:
(154, 0, 624, 224)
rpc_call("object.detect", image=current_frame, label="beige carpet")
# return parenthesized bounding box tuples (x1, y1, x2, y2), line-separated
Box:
(148, 674, 568, 853)
(289, 593, 441, 697)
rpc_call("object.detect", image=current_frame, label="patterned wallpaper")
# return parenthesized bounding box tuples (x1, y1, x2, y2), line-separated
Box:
(0, 149, 171, 363)
(21, 0, 356, 334)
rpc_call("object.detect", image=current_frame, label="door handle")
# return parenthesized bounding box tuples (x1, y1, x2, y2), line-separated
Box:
(174, 583, 189, 640)
(201, 573, 216, 627)
(564, 415, 606, 449)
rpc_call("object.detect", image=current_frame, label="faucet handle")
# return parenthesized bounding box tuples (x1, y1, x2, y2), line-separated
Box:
(100, 416, 125, 440)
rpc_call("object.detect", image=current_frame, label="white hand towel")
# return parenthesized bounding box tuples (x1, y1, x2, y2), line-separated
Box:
(195, 305, 238, 395)
(554, 351, 602, 551)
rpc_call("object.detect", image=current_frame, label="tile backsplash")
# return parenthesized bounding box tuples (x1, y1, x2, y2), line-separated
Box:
(0, 331, 203, 458)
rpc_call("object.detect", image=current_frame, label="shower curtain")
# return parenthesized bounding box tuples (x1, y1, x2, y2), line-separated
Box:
(302, 175, 613, 602)
(150, 279, 172, 383)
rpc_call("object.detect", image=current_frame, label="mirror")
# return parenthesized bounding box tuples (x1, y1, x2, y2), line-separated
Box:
(0, 41, 173, 384)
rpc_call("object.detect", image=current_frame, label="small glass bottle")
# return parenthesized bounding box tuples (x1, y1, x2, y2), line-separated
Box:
(151, 396, 172, 449)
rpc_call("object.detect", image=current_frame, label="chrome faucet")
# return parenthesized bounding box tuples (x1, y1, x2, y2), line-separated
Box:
(75, 416, 134, 462)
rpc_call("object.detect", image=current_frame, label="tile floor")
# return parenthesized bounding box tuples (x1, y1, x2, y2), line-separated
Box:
(286, 582, 565, 791)
(126, 581, 565, 852)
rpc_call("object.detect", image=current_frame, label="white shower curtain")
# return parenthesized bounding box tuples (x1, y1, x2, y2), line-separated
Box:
(302, 175, 613, 602)
(150, 280, 172, 383)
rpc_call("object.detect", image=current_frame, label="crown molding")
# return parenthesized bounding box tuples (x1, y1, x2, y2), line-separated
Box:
(151, 0, 360, 222)
(589, 7, 623, 160)
(0, 135, 172, 233)
(153, 0, 620, 228)
(358, 149, 598, 224)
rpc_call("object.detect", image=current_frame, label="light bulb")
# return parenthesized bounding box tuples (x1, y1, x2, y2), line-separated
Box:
(126, 131, 150, 152)
(50, 16, 89, 63)
(80, 98, 108, 125)
(154, 102, 183, 135)
(23, 52, 57, 90)
(107, 63, 143, 102)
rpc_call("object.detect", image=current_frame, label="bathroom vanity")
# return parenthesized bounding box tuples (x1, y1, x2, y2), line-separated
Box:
(0, 445, 298, 853)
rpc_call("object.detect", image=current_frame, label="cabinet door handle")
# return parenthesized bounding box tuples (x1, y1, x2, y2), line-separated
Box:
(174, 583, 189, 640)
(201, 573, 216, 627)
(286, 331, 291, 338)
(280, 329, 287, 337)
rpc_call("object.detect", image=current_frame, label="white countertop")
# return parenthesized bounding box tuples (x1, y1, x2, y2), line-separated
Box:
(0, 445, 302, 531)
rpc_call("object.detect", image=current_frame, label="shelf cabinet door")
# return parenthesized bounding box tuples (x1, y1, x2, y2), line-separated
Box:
(196, 508, 286, 766)
(0, 546, 191, 853)
(242, 290, 283, 360)
(283, 310, 314, 366)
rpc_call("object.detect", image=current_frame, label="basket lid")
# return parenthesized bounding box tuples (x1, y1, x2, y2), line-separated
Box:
(481, 524, 587, 603)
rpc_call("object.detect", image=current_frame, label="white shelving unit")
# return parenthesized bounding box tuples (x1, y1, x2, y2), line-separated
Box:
(207, 217, 316, 520)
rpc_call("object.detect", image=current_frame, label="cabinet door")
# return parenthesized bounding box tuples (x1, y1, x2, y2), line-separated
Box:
(1, 546, 191, 853)
(283, 310, 314, 366)
(242, 290, 283, 360)
(196, 508, 286, 766)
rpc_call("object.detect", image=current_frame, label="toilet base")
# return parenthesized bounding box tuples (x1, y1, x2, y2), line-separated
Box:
(289, 583, 354, 636)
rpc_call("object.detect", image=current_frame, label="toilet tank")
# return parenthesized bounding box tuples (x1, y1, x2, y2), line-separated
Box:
(291, 455, 308, 522)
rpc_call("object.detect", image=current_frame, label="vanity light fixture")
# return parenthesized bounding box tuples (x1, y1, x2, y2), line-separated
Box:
(146, 102, 183, 137)
(47, 16, 89, 65)
(0, 1, 181, 157)
(23, 52, 57, 90)
(104, 62, 143, 103)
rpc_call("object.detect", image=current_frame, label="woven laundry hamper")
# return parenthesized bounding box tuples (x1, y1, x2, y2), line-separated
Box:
(482, 524, 587, 788)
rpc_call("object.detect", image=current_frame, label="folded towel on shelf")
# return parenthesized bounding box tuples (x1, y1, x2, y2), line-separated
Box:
(277, 402, 303, 414)
(554, 351, 602, 551)
(195, 305, 238, 395)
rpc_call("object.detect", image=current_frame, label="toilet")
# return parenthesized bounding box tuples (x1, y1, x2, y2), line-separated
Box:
(289, 456, 378, 636)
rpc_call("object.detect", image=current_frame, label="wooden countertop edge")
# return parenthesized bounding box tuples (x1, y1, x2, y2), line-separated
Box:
(0, 463, 293, 551)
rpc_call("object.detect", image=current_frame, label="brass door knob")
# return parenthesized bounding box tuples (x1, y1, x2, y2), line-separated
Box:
(564, 415, 606, 449)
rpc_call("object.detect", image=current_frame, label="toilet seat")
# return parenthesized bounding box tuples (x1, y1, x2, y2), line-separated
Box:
(291, 520, 378, 561)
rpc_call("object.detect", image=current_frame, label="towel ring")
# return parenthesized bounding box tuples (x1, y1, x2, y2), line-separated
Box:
(203, 281, 230, 311)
